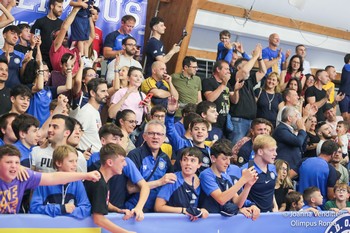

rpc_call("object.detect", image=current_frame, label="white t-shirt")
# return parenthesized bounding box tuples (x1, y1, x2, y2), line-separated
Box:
(106, 55, 142, 85)
(110, 88, 146, 124)
(31, 145, 55, 173)
(303, 60, 312, 75)
(75, 103, 102, 152)
(77, 150, 87, 172)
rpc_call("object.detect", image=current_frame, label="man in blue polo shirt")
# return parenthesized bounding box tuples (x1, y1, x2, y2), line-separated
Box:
(241, 134, 278, 212)
(125, 120, 175, 212)
(103, 15, 136, 62)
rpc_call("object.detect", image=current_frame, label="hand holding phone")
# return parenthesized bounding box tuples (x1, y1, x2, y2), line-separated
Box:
(139, 93, 153, 107)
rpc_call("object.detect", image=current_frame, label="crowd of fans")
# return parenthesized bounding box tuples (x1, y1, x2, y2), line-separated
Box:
(1, 0, 350, 232)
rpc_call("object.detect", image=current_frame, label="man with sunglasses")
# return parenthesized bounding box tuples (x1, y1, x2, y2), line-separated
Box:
(105, 36, 142, 85)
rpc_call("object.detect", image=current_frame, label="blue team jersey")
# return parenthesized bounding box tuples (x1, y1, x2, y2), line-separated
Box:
(241, 162, 277, 212)
(157, 171, 200, 208)
(13, 141, 33, 168)
(0, 49, 24, 88)
(27, 86, 57, 127)
(125, 143, 173, 212)
(198, 168, 238, 213)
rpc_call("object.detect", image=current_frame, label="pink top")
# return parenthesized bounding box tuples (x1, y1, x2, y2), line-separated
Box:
(110, 88, 146, 124)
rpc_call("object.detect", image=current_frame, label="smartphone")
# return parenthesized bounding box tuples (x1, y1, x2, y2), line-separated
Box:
(248, 160, 254, 168)
(139, 93, 153, 106)
(136, 45, 141, 50)
(35, 29, 41, 36)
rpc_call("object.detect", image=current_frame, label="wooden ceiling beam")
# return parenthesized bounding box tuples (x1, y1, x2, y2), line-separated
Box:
(199, 1, 350, 41)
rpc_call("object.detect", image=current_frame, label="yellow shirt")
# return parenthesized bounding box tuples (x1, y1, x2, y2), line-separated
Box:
(323, 81, 335, 103)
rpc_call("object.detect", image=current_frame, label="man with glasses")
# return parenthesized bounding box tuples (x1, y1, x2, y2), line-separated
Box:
(171, 56, 202, 118)
(125, 120, 175, 212)
(105, 36, 142, 85)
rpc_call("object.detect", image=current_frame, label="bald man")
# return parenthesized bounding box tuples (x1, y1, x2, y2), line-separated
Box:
(262, 33, 290, 79)
(141, 61, 178, 108)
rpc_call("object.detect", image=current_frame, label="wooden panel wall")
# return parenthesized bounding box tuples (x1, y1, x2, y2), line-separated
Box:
(143, 0, 205, 74)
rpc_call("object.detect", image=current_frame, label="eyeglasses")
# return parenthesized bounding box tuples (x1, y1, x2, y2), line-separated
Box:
(153, 114, 165, 118)
(145, 132, 165, 137)
(335, 189, 348, 193)
(86, 73, 99, 78)
(125, 43, 137, 47)
(125, 120, 138, 124)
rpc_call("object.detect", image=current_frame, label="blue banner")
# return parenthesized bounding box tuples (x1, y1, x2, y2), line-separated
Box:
(0, 212, 349, 233)
(10, 0, 147, 43)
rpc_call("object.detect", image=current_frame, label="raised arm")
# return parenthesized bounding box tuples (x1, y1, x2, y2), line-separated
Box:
(53, 7, 80, 52)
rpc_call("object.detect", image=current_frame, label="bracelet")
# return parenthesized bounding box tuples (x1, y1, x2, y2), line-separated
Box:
(66, 68, 72, 71)
(181, 207, 184, 214)
(114, 69, 120, 73)
(257, 58, 262, 61)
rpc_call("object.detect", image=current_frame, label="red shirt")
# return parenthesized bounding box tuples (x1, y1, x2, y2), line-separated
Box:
(49, 44, 80, 74)
(93, 26, 103, 57)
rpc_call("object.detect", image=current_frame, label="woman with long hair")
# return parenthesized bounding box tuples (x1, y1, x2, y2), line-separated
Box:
(255, 72, 282, 126)
(274, 159, 294, 211)
(280, 54, 305, 90)
(304, 116, 319, 158)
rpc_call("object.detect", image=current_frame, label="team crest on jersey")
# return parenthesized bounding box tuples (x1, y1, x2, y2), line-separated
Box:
(203, 157, 210, 164)
(14, 58, 20, 64)
(270, 172, 276, 180)
(238, 157, 244, 164)
(158, 161, 166, 170)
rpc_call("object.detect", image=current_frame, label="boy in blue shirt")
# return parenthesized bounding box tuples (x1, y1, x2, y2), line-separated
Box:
(30, 145, 91, 219)
(302, 186, 323, 214)
(155, 147, 209, 221)
(199, 139, 259, 218)
(12, 114, 40, 168)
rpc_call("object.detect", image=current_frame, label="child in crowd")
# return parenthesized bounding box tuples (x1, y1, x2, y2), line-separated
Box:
(336, 120, 349, 165)
(12, 114, 41, 168)
(196, 101, 223, 143)
(30, 145, 91, 219)
(155, 147, 209, 221)
(285, 191, 304, 211)
(274, 159, 293, 211)
(84, 143, 137, 233)
(302, 186, 323, 213)
(216, 30, 249, 64)
(0, 144, 100, 214)
(198, 140, 259, 219)
(324, 183, 350, 212)
(69, 0, 94, 63)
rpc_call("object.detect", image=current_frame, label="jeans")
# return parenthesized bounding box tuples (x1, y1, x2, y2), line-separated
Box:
(230, 117, 252, 145)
